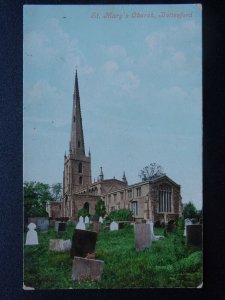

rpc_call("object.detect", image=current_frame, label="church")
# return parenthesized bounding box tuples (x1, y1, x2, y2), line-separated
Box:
(48, 71, 183, 223)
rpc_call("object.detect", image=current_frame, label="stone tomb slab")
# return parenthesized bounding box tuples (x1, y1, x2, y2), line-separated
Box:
(49, 239, 71, 252)
(70, 229, 97, 259)
(72, 256, 104, 282)
(134, 223, 152, 252)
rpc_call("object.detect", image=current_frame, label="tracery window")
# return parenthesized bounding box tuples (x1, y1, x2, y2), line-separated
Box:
(158, 184, 172, 212)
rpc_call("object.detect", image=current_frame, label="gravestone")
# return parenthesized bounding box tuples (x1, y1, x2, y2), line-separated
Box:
(85, 216, 90, 224)
(93, 221, 101, 233)
(186, 224, 202, 249)
(184, 218, 192, 236)
(37, 219, 49, 232)
(55, 221, 66, 232)
(58, 222, 66, 232)
(99, 216, 103, 224)
(76, 216, 86, 230)
(25, 223, 39, 245)
(134, 223, 152, 251)
(72, 257, 104, 282)
(70, 229, 98, 259)
(110, 221, 118, 231)
(49, 239, 71, 252)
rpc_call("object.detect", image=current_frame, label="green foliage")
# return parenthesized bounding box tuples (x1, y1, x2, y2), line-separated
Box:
(78, 207, 89, 217)
(24, 181, 52, 221)
(24, 223, 202, 289)
(51, 183, 62, 201)
(107, 208, 133, 221)
(183, 201, 198, 219)
(95, 198, 106, 218)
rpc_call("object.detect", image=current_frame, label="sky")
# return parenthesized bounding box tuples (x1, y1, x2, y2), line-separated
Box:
(23, 4, 202, 209)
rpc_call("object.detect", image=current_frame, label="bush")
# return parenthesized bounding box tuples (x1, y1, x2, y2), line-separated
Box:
(107, 209, 133, 221)
(78, 208, 89, 217)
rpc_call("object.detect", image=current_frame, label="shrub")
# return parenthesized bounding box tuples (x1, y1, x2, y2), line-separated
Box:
(78, 208, 89, 217)
(95, 199, 106, 217)
(107, 209, 133, 221)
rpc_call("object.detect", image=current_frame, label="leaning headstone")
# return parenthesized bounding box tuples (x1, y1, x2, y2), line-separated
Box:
(184, 218, 192, 236)
(93, 221, 101, 233)
(186, 224, 202, 249)
(49, 239, 71, 252)
(25, 223, 39, 245)
(85, 216, 90, 224)
(72, 257, 104, 282)
(134, 223, 152, 251)
(99, 216, 103, 224)
(76, 216, 86, 230)
(110, 221, 118, 231)
(37, 219, 49, 232)
(70, 229, 97, 259)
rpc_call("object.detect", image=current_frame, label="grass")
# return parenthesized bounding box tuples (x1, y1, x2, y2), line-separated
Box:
(24, 222, 202, 289)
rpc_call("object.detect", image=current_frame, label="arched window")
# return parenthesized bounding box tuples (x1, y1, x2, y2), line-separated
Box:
(158, 184, 172, 212)
(78, 162, 82, 173)
(83, 202, 89, 214)
(79, 176, 83, 185)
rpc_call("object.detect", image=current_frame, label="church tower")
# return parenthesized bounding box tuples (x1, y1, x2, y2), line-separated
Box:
(63, 70, 92, 195)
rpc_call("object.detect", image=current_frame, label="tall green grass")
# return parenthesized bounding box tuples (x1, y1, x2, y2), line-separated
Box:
(24, 221, 202, 289)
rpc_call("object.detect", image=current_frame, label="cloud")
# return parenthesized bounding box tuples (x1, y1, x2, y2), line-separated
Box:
(24, 17, 94, 74)
(102, 44, 127, 58)
(103, 61, 119, 72)
(117, 71, 140, 95)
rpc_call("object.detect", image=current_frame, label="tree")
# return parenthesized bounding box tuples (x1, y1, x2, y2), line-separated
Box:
(78, 208, 89, 218)
(24, 181, 53, 221)
(183, 201, 198, 219)
(51, 183, 62, 201)
(107, 209, 133, 221)
(95, 198, 106, 218)
(139, 163, 166, 181)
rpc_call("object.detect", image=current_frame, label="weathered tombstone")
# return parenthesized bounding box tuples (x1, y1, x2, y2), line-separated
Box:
(37, 219, 49, 232)
(58, 222, 66, 232)
(134, 223, 152, 251)
(25, 223, 39, 245)
(85, 216, 90, 224)
(70, 229, 97, 259)
(184, 218, 192, 236)
(110, 221, 118, 231)
(93, 221, 101, 233)
(99, 216, 103, 224)
(186, 224, 202, 249)
(55, 221, 66, 232)
(49, 239, 71, 252)
(72, 257, 104, 282)
(76, 216, 86, 230)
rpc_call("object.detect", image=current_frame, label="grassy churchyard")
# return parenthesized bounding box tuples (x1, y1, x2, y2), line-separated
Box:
(24, 219, 202, 289)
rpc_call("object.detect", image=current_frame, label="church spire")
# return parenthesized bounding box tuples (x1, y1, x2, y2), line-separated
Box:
(122, 171, 127, 184)
(70, 69, 85, 156)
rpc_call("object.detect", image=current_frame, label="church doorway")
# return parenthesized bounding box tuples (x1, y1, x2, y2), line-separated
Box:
(83, 202, 89, 214)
